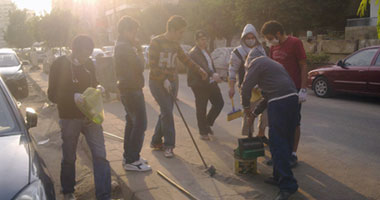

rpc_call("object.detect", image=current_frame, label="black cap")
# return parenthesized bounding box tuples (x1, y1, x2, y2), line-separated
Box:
(195, 30, 208, 41)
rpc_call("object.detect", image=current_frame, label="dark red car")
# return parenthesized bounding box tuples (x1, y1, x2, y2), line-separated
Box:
(308, 46, 380, 98)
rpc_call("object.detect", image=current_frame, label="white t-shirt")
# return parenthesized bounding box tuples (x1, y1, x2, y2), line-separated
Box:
(201, 49, 215, 83)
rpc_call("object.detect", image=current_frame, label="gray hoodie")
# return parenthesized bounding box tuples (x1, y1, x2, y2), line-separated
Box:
(228, 24, 266, 83)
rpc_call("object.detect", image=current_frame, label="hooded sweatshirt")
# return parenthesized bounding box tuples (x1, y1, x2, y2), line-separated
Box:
(228, 24, 265, 87)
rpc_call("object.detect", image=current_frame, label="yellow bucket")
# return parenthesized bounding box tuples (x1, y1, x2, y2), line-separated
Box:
(234, 156, 257, 175)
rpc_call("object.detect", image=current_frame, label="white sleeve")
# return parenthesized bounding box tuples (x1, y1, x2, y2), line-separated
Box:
(228, 52, 242, 81)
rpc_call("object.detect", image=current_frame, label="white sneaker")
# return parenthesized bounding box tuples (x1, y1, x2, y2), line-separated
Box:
(164, 148, 174, 158)
(139, 157, 148, 164)
(123, 157, 148, 165)
(123, 160, 152, 172)
(63, 193, 76, 200)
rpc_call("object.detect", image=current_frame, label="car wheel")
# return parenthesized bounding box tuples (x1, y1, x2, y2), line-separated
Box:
(313, 76, 332, 98)
(14, 84, 29, 100)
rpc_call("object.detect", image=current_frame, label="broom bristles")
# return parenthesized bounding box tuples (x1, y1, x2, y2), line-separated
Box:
(227, 110, 243, 121)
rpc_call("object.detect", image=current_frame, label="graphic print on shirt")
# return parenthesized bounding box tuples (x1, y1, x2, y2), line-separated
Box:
(158, 52, 177, 69)
(271, 50, 288, 63)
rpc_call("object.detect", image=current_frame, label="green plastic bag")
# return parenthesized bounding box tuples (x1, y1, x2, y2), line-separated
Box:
(75, 87, 104, 124)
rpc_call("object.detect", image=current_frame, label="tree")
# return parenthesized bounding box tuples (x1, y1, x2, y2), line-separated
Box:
(180, 0, 239, 51)
(4, 9, 34, 48)
(234, 0, 355, 36)
(39, 9, 79, 48)
(358, 0, 380, 38)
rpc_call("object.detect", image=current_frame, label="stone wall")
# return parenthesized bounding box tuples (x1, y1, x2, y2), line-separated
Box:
(302, 38, 380, 63)
(345, 26, 378, 41)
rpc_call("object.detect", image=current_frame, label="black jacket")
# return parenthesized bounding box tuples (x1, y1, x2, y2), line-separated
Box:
(48, 56, 98, 119)
(187, 46, 216, 88)
(114, 39, 145, 91)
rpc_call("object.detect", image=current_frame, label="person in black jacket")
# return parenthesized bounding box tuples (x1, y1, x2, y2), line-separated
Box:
(188, 30, 224, 140)
(48, 35, 111, 200)
(114, 16, 151, 172)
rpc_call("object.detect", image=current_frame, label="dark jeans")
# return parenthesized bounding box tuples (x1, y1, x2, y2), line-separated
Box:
(191, 83, 224, 135)
(120, 89, 147, 164)
(267, 95, 299, 193)
(149, 79, 177, 148)
(59, 119, 111, 200)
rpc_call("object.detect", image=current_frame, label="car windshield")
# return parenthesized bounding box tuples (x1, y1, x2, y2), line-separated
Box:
(0, 53, 20, 67)
(0, 87, 20, 135)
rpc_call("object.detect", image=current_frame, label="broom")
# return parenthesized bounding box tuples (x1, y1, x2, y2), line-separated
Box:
(227, 97, 243, 121)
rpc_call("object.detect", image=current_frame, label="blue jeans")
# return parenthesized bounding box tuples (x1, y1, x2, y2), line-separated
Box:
(120, 89, 147, 163)
(267, 95, 299, 193)
(149, 79, 177, 148)
(59, 119, 111, 200)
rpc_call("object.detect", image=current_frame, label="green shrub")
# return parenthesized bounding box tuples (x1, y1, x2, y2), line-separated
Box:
(306, 53, 331, 71)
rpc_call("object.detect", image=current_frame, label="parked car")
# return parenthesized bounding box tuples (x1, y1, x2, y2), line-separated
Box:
(308, 46, 380, 98)
(0, 49, 29, 99)
(0, 77, 56, 200)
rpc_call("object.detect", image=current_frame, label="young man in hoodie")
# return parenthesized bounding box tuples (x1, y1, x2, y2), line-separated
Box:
(188, 30, 224, 140)
(114, 16, 151, 172)
(241, 48, 299, 200)
(228, 24, 268, 142)
(261, 20, 308, 168)
(48, 35, 111, 200)
(149, 15, 208, 158)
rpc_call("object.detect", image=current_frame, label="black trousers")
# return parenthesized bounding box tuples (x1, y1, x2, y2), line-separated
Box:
(191, 83, 224, 135)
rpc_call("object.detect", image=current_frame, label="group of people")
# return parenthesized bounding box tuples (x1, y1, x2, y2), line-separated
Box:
(47, 13, 307, 200)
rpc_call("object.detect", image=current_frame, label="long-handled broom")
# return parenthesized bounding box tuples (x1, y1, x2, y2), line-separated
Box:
(227, 97, 243, 121)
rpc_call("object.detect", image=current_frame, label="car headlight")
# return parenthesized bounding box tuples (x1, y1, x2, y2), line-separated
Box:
(14, 180, 47, 200)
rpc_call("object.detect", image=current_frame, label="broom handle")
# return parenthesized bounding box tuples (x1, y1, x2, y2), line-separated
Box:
(231, 98, 235, 111)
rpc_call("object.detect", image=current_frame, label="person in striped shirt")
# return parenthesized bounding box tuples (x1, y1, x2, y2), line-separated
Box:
(149, 15, 208, 158)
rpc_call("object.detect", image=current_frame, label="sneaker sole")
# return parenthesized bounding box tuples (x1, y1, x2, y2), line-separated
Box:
(123, 166, 152, 172)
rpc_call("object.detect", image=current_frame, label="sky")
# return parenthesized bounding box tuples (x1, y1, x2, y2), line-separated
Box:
(12, 0, 52, 15)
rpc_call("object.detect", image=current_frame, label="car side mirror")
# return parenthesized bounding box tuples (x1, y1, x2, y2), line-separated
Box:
(26, 107, 38, 129)
(337, 60, 348, 69)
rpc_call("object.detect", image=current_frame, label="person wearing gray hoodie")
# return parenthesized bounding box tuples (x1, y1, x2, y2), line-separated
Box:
(228, 24, 268, 141)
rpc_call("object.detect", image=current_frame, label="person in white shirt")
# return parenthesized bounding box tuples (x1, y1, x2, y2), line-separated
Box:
(187, 30, 224, 140)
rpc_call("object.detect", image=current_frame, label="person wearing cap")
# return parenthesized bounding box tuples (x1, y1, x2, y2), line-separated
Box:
(241, 48, 299, 200)
(188, 30, 224, 140)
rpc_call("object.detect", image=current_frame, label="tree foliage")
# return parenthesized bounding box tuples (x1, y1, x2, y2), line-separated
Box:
(39, 9, 79, 47)
(4, 10, 34, 48)
(234, 0, 355, 35)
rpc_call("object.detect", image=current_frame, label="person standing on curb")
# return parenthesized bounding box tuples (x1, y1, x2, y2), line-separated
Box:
(187, 30, 224, 141)
(114, 16, 152, 172)
(261, 20, 308, 167)
(48, 35, 111, 200)
(241, 48, 299, 200)
(148, 15, 208, 158)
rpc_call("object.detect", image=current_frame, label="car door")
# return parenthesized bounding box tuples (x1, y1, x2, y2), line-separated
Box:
(334, 48, 378, 93)
(369, 53, 380, 95)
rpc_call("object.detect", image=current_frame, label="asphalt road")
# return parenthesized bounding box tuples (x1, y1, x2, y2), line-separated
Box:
(169, 74, 380, 200)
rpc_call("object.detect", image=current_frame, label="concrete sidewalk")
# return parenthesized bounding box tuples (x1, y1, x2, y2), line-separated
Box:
(27, 68, 306, 200)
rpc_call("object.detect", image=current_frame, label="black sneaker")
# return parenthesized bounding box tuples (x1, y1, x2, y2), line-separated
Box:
(290, 155, 298, 168)
(264, 177, 279, 186)
(274, 191, 295, 200)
